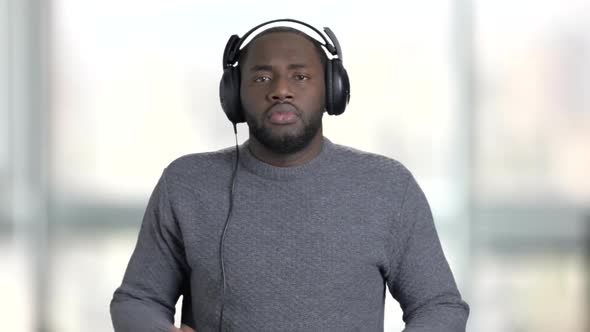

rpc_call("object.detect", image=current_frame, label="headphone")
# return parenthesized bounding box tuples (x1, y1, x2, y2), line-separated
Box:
(219, 18, 351, 124)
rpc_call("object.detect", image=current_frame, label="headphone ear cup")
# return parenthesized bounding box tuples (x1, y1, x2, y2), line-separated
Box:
(328, 59, 350, 116)
(219, 67, 245, 123)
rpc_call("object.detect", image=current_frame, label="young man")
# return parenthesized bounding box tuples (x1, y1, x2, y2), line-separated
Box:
(111, 19, 469, 332)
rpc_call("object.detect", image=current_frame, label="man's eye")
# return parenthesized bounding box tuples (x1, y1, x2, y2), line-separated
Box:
(294, 75, 309, 81)
(254, 76, 271, 83)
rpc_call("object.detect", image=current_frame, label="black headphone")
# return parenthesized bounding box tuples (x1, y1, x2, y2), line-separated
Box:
(219, 18, 351, 124)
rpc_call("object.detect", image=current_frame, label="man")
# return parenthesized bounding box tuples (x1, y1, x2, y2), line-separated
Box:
(111, 19, 469, 332)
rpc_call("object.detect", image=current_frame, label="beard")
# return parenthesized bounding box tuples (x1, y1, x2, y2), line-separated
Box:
(245, 107, 323, 155)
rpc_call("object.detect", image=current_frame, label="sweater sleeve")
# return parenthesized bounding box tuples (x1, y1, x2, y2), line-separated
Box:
(110, 170, 190, 332)
(386, 173, 470, 332)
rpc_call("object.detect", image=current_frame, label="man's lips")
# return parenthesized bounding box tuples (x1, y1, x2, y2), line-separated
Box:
(267, 103, 299, 125)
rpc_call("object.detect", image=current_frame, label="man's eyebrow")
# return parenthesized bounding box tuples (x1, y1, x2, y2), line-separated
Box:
(248, 64, 273, 72)
(288, 63, 307, 70)
(248, 63, 308, 72)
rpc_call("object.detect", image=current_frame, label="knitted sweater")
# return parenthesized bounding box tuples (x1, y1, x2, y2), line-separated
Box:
(110, 137, 469, 332)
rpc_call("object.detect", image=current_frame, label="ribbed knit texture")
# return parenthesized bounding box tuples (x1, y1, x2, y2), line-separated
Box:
(111, 137, 469, 332)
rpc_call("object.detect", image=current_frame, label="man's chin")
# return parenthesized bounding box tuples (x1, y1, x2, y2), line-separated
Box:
(259, 136, 311, 154)
(248, 118, 321, 155)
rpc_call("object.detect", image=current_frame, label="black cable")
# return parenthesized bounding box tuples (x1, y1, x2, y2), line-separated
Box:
(218, 122, 239, 332)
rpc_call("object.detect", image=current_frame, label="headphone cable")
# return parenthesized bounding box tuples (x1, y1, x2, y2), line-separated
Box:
(218, 122, 239, 332)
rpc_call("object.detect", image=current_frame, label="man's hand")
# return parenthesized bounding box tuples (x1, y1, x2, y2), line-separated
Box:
(170, 324, 196, 332)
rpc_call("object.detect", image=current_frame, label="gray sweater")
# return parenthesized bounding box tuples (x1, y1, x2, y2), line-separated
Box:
(110, 137, 469, 332)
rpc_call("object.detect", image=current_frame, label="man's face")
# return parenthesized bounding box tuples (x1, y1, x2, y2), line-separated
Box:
(240, 32, 326, 154)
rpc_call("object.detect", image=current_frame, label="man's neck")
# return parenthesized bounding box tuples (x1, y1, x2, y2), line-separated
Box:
(247, 131, 324, 168)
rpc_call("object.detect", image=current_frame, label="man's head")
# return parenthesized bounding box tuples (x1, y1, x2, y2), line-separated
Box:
(238, 27, 328, 155)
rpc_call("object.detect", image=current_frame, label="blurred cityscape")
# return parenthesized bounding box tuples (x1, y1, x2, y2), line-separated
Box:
(1, 0, 588, 331)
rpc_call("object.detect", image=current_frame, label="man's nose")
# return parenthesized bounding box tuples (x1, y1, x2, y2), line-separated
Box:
(268, 76, 294, 102)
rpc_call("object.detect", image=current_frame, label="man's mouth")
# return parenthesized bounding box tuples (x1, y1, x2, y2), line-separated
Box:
(267, 103, 299, 125)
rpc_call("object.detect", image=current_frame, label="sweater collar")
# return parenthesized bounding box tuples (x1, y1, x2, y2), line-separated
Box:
(239, 136, 333, 181)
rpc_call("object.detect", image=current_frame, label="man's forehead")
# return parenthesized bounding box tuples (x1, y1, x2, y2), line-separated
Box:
(248, 32, 316, 51)
(241, 32, 322, 65)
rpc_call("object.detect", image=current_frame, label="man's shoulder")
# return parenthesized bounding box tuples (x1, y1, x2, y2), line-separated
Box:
(330, 141, 411, 178)
(164, 145, 235, 179)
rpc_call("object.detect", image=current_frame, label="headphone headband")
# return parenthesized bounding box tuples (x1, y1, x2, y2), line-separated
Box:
(222, 18, 342, 68)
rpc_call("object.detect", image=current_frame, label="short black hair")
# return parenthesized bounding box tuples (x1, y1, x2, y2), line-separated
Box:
(237, 26, 328, 70)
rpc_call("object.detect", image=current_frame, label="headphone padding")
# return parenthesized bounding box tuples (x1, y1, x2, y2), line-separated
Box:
(325, 60, 334, 115)
(220, 67, 245, 123)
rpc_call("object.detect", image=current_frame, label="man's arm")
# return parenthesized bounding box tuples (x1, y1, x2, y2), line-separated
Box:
(387, 172, 470, 332)
(110, 170, 190, 332)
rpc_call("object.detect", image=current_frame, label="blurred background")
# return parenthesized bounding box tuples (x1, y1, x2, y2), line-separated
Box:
(1, 0, 589, 331)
